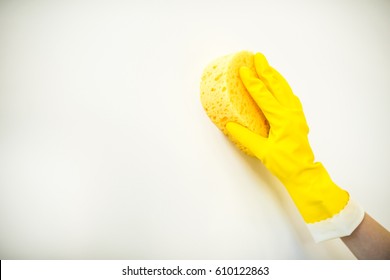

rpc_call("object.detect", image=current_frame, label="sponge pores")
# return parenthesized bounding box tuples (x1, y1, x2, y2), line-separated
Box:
(200, 51, 269, 156)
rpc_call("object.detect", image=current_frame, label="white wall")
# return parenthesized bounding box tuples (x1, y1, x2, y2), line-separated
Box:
(0, 0, 389, 259)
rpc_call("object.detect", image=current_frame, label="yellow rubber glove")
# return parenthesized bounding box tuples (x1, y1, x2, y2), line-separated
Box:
(226, 53, 364, 242)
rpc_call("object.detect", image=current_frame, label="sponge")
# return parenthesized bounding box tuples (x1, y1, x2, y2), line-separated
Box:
(200, 51, 269, 156)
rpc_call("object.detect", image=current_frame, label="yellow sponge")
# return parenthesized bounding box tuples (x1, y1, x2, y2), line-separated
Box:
(200, 51, 269, 156)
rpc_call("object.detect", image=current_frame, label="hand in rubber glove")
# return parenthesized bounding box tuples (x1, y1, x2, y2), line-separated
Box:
(226, 53, 364, 242)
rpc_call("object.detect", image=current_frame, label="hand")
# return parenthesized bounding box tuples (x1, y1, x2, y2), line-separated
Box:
(226, 53, 364, 241)
(227, 54, 313, 185)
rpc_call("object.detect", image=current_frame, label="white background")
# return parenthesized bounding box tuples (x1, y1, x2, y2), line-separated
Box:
(0, 0, 389, 259)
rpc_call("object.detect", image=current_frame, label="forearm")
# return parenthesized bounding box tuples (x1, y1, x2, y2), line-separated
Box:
(341, 213, 390, 260)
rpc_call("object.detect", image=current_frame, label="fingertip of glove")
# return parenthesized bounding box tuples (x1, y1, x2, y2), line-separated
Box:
(254, 52, 268, 65)
(239, 66, 258, 85)
(254, 53, 272, 76)
(225, 121, 236, 131)
(239, 66, 251, 77)
(226, 121, 242, 134)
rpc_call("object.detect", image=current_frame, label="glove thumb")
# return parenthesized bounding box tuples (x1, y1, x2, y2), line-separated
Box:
(226, 122, 268, 161)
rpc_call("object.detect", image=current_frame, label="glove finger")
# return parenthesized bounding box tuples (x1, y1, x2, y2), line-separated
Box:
(226, 122, 268, 161)
(239, 67, 284, 124)
(254, 53, 297, 108)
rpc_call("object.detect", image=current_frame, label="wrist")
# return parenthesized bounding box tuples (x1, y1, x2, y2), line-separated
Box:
(283, 162, 350, 223)
(280, 162, 364, 242)
(307, 199, 365, 242)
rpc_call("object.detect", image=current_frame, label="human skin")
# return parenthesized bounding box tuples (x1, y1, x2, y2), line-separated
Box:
(341, 213, 390, 260)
